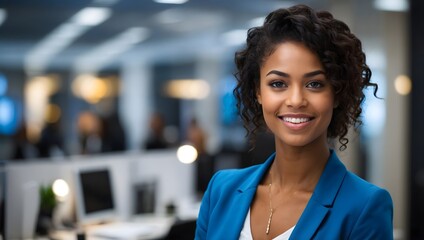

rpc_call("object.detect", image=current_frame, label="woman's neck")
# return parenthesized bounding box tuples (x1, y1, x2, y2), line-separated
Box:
(269, 140, 330, 192)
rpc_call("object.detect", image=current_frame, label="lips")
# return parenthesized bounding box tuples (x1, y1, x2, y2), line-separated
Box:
(278, 114, 315, 130)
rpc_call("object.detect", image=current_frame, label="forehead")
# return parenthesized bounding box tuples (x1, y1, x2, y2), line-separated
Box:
(261, 41, 323, 72)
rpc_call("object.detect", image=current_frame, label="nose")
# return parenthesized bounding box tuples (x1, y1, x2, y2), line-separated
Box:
(286, 86, 306, 108)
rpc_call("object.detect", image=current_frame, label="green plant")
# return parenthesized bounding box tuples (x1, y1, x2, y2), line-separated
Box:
(39, 184, 57, 212)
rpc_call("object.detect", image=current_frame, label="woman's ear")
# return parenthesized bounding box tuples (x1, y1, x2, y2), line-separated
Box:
(333, 100, 339, 109)
(256, 94, 262, 105)
(256, 90, 262, 105)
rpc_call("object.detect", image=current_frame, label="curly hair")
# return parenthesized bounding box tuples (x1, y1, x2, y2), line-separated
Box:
(233, 4, 378, 151)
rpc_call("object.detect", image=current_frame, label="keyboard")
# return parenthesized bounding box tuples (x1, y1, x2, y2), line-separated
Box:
(88, 222, 157, 240)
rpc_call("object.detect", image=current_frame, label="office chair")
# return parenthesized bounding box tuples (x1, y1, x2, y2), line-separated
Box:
(163, 219, 197, 240)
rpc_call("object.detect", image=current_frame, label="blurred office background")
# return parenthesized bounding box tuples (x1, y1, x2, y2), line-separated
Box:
(0, 0, 422, 239)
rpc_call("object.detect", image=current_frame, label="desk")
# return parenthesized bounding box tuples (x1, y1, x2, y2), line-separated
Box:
(48, 215, 177, 240)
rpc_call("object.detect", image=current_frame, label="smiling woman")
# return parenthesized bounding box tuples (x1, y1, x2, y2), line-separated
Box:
(195, 4, 393, 240)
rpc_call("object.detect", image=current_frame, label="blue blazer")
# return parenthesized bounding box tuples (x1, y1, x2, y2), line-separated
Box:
(195, 150, 393, 239)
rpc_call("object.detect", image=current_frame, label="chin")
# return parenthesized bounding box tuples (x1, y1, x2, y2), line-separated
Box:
(277, 134, 325, 149)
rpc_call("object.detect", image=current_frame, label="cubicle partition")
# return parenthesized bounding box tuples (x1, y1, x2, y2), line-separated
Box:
(4, 149, 196, 240)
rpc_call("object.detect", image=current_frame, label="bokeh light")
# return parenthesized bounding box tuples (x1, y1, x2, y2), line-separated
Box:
(177, 144, 198, 164)
(52, 179, 70, 200)
(394, 75, 412, 96)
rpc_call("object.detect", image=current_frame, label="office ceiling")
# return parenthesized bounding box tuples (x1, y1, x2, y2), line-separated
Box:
(0, 0, 329, 72)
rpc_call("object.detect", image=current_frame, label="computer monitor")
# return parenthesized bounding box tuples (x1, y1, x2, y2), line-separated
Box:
(74, 167, 116, 225)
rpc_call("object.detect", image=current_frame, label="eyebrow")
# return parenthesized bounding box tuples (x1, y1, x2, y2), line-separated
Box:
(266, 70, 325, 78)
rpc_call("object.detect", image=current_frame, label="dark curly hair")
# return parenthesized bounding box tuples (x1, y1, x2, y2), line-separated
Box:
(233, 4, 378, 151)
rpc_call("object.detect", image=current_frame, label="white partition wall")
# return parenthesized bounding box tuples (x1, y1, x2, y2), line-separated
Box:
(5, 149, 195, 240)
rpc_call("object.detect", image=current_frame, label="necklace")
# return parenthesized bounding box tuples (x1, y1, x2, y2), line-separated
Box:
(266, 182, 273, 235)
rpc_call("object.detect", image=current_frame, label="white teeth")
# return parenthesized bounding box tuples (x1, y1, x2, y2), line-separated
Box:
(283, 117, 310, 124)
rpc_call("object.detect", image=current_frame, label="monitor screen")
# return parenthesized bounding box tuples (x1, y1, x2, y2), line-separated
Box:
(75, 167, 116, 225)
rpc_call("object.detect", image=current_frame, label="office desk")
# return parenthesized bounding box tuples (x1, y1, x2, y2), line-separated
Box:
(48, 215, 177, 240)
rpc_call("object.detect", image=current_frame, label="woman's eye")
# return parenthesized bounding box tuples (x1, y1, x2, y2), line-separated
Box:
(269, 81, 286, 88)
(306, 81, 324, 89)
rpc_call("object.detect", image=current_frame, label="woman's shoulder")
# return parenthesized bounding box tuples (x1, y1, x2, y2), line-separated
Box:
(345, 171, 389, 193)
(329, 150, 392, 202)
(206, 163, 264, 194)
(340, 170, 393, 206)
(212, 164, 263, 182)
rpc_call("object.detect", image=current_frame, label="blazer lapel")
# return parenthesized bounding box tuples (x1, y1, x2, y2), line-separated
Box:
(290, 150, 347, 239)
(231, 153, 275, 236)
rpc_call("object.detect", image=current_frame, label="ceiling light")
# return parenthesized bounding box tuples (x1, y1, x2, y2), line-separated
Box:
(71, 7, 111, 26)
(25, 23, 88, 74)
(374, 0, 408, 12)
(72, 74, 109, 103)
(0, 9, 7, 26)
(154, 0, 189, 4)
(164, 79, 210, 99)
(74, 27, 150, 72)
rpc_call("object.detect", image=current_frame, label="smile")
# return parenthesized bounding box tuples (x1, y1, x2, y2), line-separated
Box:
(282, 117, 313, 124)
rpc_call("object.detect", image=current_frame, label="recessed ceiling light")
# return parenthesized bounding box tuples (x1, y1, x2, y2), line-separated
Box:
(74, 27, 150, 72)
(374, 0, 408, 12)
(0, 9, 7, 26)
(154, 0, 189, 4)
(71, 7, 112, 26)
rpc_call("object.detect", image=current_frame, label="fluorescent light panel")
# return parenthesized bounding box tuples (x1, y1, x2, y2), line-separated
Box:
(71, 7, 111, 26)
(24, 6, 113, 74)
(154, 0, 189, 4)
(374, 0, 408, 11)
(0, 9, 7, 26)
(74, 27, 150, 72)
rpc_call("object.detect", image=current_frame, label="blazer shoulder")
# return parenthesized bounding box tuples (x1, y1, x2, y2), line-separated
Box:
(211, 164, 262, 188)
(343, 171, 391, 197)
(337, 170, 393, 215)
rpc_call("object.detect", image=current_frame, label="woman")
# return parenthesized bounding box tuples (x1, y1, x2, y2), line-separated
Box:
(195, 4, 393, 240)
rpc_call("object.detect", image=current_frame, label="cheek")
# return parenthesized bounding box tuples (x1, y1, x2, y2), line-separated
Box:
(319, 98, 335, 121)
(260, 95, 280, 114)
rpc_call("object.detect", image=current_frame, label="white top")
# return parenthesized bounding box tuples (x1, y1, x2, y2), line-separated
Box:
(239, 209, 295, 240)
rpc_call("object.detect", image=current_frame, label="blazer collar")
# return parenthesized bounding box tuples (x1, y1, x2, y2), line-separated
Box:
(237, 149, 346, 199)
(237, 152, 275, 193)
(234, 150, 347, 240)
(231, 154, 275, 237)
(290, 150, 347, 239)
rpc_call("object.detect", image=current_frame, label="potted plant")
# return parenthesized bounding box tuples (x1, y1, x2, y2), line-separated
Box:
(36, 184, 57, 236)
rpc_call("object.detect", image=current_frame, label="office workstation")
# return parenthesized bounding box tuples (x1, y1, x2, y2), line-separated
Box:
(4, 149, 199, 239)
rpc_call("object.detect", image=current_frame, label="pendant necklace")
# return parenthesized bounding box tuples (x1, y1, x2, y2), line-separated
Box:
(266, 182, 273, 235)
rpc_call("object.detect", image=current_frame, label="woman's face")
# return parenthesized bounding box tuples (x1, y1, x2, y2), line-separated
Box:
(257, 41, 334, 148)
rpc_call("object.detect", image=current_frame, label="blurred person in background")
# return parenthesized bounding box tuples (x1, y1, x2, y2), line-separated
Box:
(143, 112, 169, 150)
(11, 123, 37, 160)
(36, 121, 65, 158)
(187, 117, 207, 155)
(77, 111, 102, 154)
(186, 117, 214, 197)
(100, 110, 127, 153)
(196, 4, 393, 239)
